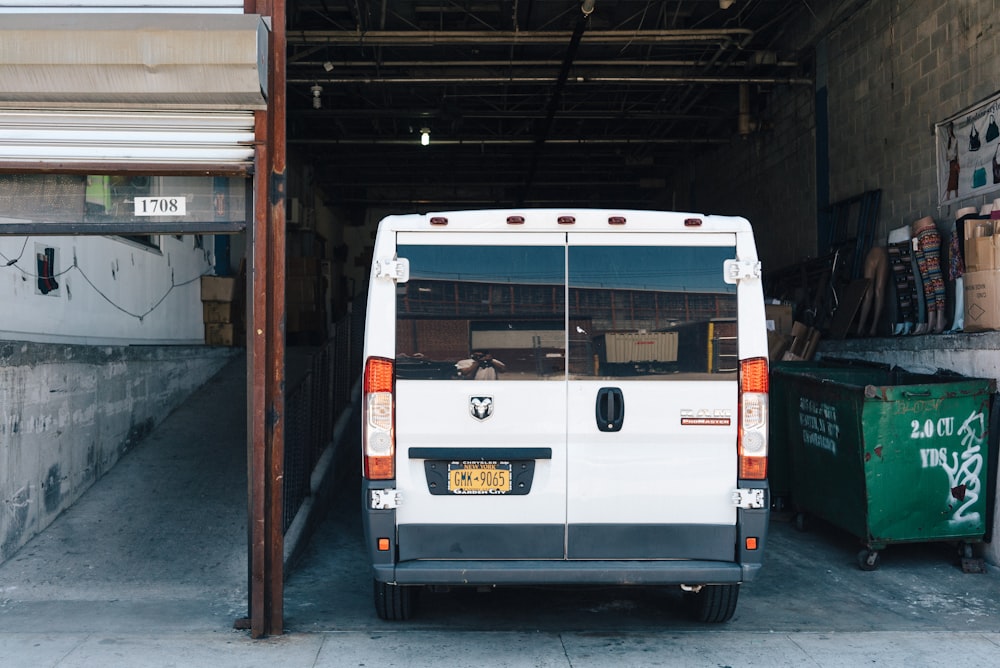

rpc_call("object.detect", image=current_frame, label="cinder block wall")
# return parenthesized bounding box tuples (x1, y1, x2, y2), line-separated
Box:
(0, 342, 237, 565)
(680, 0, 1000, 273)
(826, 0, 1000, 235)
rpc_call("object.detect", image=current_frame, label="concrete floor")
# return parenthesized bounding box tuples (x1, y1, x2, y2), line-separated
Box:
(2, 353, 1000, 666)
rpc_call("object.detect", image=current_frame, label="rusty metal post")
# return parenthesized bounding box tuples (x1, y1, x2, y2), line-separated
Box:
(265, 0, 288, 638)
(244, 0, 287, 639)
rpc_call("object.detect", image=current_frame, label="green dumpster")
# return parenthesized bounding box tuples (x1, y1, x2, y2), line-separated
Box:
(772, 362, 995, 570)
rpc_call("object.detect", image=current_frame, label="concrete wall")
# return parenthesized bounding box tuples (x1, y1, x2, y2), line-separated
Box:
(681, 0, 1000, 273)
(825, 0, 1000, 234)
(0, 342, 237, 565)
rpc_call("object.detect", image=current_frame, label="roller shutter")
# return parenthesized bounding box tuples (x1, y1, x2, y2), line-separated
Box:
(0, 12, 266, 170)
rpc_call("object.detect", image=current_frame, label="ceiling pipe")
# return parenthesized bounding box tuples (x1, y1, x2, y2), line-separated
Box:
(287, 137, 731, 145)
(288, 75, 813, 85)
(288, 28, 756, 46)
(521, 2, 591, 204)
(289, 59, 802, 69)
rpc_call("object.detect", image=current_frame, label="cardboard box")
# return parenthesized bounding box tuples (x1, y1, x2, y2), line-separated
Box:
(200, 275, 236, 302)
(964, 219, 1000, 273)
(204, 323, 234, 346)
(767, 330, 792, 362)
(765, 304, 794, 336)
(964, 269, 1000, 332)
(202, 301, 234, 324)
(785, 320, 819, 361)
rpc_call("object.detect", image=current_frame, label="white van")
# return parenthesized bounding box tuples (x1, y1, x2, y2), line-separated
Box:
(361, 209, 769, 622)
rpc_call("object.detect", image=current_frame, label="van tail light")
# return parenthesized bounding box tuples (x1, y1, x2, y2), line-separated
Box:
(363, 356, 395, 480)
(738, 357, 768, 480)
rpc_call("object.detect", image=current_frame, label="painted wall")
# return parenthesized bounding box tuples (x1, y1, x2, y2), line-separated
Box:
(0, 234, 219, 345)
(0, 342, 236, 565)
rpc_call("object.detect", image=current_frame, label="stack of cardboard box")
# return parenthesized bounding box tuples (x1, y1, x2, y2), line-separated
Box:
(963, 218, 1000, 332)
(782, 321, 821, 361)
(201, 275, 237, 346)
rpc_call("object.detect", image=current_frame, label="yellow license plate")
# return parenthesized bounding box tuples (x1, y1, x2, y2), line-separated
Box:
(447, 461, 512, 495)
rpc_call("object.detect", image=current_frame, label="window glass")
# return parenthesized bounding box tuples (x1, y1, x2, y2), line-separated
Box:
(396, 244, 565, 380)
(568, 245, 737, 379)
(0, 174, 246, 226)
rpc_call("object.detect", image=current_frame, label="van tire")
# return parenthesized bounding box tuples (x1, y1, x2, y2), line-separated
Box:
(688, 584, 739, 623)
(373, 580, 416, 621)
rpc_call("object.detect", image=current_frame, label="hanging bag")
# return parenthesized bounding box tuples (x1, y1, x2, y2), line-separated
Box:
(973, 166, 987, 188)
(993, 143, 1000, 184)
(970, 124, 982, 151)
(987, 114, 1000, 143)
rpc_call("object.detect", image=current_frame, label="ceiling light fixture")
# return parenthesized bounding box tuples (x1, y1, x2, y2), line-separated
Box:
(420, 128, 430, 146)
(719, 0, 735, 8)
(311, 84, 323, 109)
(323, 61, 334, 72)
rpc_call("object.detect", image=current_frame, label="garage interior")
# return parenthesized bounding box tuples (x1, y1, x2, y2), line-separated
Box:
(2, 0, 1000, 644)
(286, 0, 812, 213)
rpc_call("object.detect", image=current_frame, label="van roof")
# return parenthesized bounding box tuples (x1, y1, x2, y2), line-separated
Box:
(379, 208, 753, 233)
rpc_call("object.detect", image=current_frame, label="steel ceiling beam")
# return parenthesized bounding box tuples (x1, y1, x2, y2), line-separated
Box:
(287, 28, 755, 45)
(289, 75, 812, 85)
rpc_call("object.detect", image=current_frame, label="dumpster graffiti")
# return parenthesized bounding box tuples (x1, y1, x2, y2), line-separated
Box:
(797, 397, 840, 455)
(919, 410, 985, 526)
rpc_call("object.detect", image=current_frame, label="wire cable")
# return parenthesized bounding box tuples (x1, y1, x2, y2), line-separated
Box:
(1, 236, 212, 323)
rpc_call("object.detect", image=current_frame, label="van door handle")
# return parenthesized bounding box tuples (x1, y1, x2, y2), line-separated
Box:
(596, 387, 624, 432)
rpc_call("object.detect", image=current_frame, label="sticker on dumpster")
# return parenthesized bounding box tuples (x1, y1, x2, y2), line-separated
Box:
(798, 398, 840, 455)
(919, 410, 985, 527)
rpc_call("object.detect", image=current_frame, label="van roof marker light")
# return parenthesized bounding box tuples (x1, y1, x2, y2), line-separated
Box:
(557, 216, 576, 225)
(684, 218, 703, 227)
(608, 216, 627, 225)
(507, 215, 525, 225)
(429, 216, 448, 225)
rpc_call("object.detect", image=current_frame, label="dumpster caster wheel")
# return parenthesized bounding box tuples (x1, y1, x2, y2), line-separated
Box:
(794, 513, 809, 532)
(959, 542, 986, 573)
(857, 549, 880, 571)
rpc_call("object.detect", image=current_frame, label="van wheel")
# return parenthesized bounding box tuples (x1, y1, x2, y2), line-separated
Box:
(687, 584, 739, 623)
(373, 580, 417, 621)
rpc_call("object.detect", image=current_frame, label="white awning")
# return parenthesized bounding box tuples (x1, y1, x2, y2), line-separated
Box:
(0, 13, 268, 110)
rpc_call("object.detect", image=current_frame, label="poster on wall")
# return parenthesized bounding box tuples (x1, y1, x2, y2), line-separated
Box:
(937, 91, 1000, 206)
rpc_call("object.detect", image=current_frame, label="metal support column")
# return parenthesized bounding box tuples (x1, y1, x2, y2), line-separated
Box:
(244, 0, 287, 639)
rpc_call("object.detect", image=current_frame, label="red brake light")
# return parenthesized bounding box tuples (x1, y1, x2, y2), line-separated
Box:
(741, 357, 769, 393)
(365, 356, 394, 393)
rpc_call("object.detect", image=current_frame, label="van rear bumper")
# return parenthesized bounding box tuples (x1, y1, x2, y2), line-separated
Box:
(375, 560, 761, 586)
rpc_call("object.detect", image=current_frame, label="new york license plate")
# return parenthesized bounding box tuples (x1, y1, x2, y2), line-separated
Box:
(447, 461, 512, 494)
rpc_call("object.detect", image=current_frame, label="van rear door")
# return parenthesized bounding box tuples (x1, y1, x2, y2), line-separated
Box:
(565, 233, 741, 560)
(392, 232, 569, 560)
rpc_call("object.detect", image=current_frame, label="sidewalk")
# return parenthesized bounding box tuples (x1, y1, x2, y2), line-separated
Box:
(2, 354, 1000, 666)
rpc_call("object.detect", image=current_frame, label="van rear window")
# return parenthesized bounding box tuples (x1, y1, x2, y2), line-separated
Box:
(395, 243, 737, 380)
